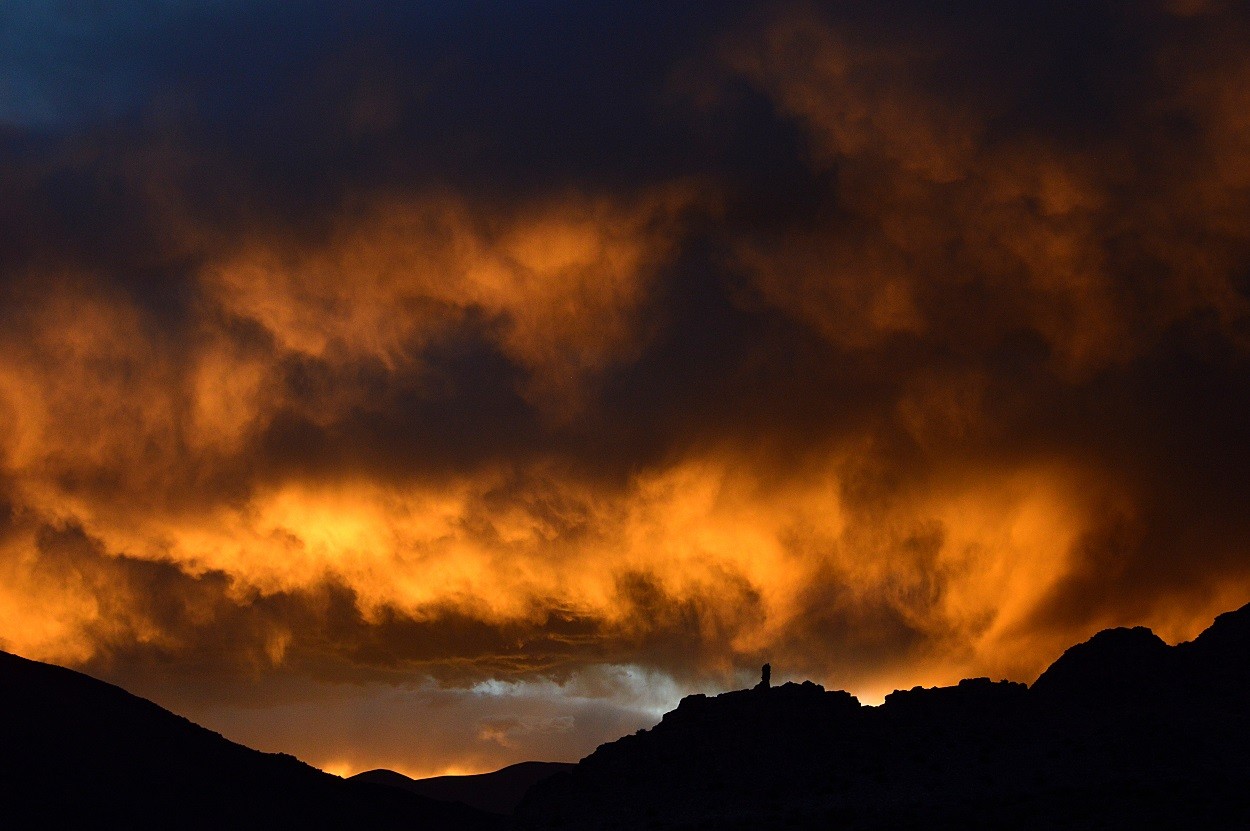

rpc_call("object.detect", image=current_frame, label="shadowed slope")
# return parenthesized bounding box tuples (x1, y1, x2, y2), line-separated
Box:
(518, 603, 1250, 830)
(0, 650, 503, 830)
(6, 602, 1250, 829)
(352, 761, 575, 815)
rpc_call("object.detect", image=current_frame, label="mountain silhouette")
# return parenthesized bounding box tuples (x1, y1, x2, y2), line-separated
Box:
(0, 650, 503, 830)
(352, 761, 575, 815)
(5, 602, 1250, 829)
(517, 603, 1250, 829)
(1030, 625, 1175, 704)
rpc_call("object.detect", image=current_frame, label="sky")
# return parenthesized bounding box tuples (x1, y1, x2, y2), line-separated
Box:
(2, 0, 1250, 777)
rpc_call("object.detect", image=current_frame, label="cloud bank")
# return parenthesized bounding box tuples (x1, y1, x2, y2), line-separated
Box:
(2, 0, 1249, 772)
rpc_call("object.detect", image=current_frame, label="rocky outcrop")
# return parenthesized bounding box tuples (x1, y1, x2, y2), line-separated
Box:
(518, 603, 1250, 830)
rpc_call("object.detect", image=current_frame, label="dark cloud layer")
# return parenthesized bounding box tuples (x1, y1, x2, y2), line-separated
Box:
(2, 0, 1250, 773)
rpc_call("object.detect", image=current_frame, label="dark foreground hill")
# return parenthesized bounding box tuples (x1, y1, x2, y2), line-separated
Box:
(5, 604, 1250, 830)
(352, 761, 574, 815)
(0, 650, 503, 830)
(517, 604, 1250, 830)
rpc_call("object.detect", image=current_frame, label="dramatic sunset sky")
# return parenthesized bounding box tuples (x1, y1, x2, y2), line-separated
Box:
(2, 0, 1250, 777)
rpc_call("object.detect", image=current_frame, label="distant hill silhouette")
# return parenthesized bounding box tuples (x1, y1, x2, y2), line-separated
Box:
(6, 603, 1250, 829)
(0, 650, 503, 830)
(352, 761, 574, 814)
(518, 602, 1250, 829)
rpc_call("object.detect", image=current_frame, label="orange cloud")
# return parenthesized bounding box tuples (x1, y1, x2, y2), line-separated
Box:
(4, 0, 1250, 778)
(0, 395, 1130, 697)
(721, 3, 1250, 374)
(203, 186, 698, 418)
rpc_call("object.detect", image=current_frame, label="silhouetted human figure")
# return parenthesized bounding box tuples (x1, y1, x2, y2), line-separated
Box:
(760, 663, 771, 689)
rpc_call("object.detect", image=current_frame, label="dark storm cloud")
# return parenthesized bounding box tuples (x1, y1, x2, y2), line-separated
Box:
(3, 0, 1250, 772)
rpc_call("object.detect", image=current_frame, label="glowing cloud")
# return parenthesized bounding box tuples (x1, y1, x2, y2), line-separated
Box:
(2, 0, 1250, 776)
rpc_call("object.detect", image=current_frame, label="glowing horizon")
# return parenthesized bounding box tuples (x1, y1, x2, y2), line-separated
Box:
(3, 0, 1250, 775)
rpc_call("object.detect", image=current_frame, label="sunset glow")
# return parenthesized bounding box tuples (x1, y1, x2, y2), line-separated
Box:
(2, 0, 1249, 775)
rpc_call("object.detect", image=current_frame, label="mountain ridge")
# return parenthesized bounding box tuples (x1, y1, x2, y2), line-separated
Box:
(4, 602, 1250, 829)
(351, 760, 575, 815)
(0, 649, 503, 830)
(517, 602, 1250, 829)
